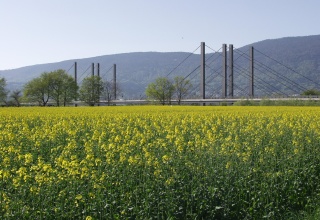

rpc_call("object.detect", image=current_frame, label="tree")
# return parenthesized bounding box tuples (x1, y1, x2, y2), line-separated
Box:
(0, 77, 8, 105)
(61, 76, 78, 106)
(145, 77, 175, 105)
(302, 89, 320, 96)
(173, 76, 193, 105)
(102, 80, 121, 105)
(23, 70, 78, 106)
(23, 75, 50, 106)
(79, 75, 104, 106)
(10, 90, 22, 107)
(48, 69, 78, 106)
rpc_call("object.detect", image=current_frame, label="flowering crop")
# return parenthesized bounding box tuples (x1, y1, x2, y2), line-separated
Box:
(0, 106, 320, 219)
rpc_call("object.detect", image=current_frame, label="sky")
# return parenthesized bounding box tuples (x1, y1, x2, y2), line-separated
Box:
(0, 0, 319, 70)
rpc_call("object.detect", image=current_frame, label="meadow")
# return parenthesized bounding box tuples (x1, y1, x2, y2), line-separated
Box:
(0, 106, 320, 219)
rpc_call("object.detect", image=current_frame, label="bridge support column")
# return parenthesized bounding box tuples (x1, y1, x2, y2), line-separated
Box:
(97, 63, 100, 77)
(113, 64, 117, 100)
(74, 62, 77, 86)
(228, 44, 234, 98)
(200, 42, 205, 104)
(249, 46, 254, 97)
(74, 62, 78, 107)
(97, 63, 100, 106)
(222, 44, 227, 98)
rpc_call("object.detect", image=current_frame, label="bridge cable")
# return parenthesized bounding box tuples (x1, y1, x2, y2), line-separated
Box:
(255, 48, 320, 88)
(78, 64, 92, 84)
(183, 65, 200, 81)
(233, 49, 305, 94)
(253, 63, 304, 94)
(100, 65, 114, 81)
(65, 63, 74, 74)
(166, 45, 201, 77)
(254, 60, 309, 92)
(233, 84, 250, 97)
(233, 63, 289, 96)
(206, 62, 278, 96)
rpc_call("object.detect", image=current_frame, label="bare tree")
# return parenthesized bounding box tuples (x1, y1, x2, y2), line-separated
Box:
(102, 80, 121, 105)
(10, 90, 22, 107)
(174, 76, 193, 105)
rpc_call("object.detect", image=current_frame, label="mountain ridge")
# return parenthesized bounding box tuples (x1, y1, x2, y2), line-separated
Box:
(1, 35, 320, 98)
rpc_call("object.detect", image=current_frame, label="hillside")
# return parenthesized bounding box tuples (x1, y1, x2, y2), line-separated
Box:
(1, 35, 320, 98)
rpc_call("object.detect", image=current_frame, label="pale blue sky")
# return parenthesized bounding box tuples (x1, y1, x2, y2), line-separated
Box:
(0, 0, 319, 70)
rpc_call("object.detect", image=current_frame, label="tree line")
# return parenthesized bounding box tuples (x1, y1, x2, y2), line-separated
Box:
(0, 69, 194, 106)
(0, 69, 120, 107)
(145, 76, 193, 105)
(3, 68, 320, 107)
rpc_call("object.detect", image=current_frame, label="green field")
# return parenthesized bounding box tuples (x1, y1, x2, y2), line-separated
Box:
(1, 106, 320, 219)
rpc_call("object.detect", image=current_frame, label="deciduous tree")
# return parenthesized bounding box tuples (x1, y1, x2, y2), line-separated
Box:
(146, 77, 175, 105)
(79, 75, 104, 106)
(174, 76, 193, 105)
(48, 69, 78, 106)
(23, 75, 50, 106)
(302, 89, 320, 96)
(61, 76, 78, 106)
(23, 70, 78, 106)
(0, 77, 8, 105)
(10, 90, 22, 107)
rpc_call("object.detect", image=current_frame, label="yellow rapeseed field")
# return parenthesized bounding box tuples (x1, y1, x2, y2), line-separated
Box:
(0, 106, 320, 219)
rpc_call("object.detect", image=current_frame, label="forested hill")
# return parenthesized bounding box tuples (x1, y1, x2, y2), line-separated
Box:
(231, 35, 320, 96)
(1, 34, 320, 98)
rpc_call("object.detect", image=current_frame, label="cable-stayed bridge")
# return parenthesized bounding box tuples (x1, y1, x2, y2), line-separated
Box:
(60, 42, 320, 104)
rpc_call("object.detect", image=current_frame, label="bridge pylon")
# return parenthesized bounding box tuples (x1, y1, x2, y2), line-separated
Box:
(249, 46, 254, 97)
(228, 44, 234, 98)
(200, 42, 205, 100)
(222, 44, 227, 98)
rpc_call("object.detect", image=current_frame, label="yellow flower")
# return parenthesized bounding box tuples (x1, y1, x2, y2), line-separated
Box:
(162, 155, 170, 163)
(75, 194, 83, 200)
(165, 177, 175, 186)
(225, 161, 232, 169)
